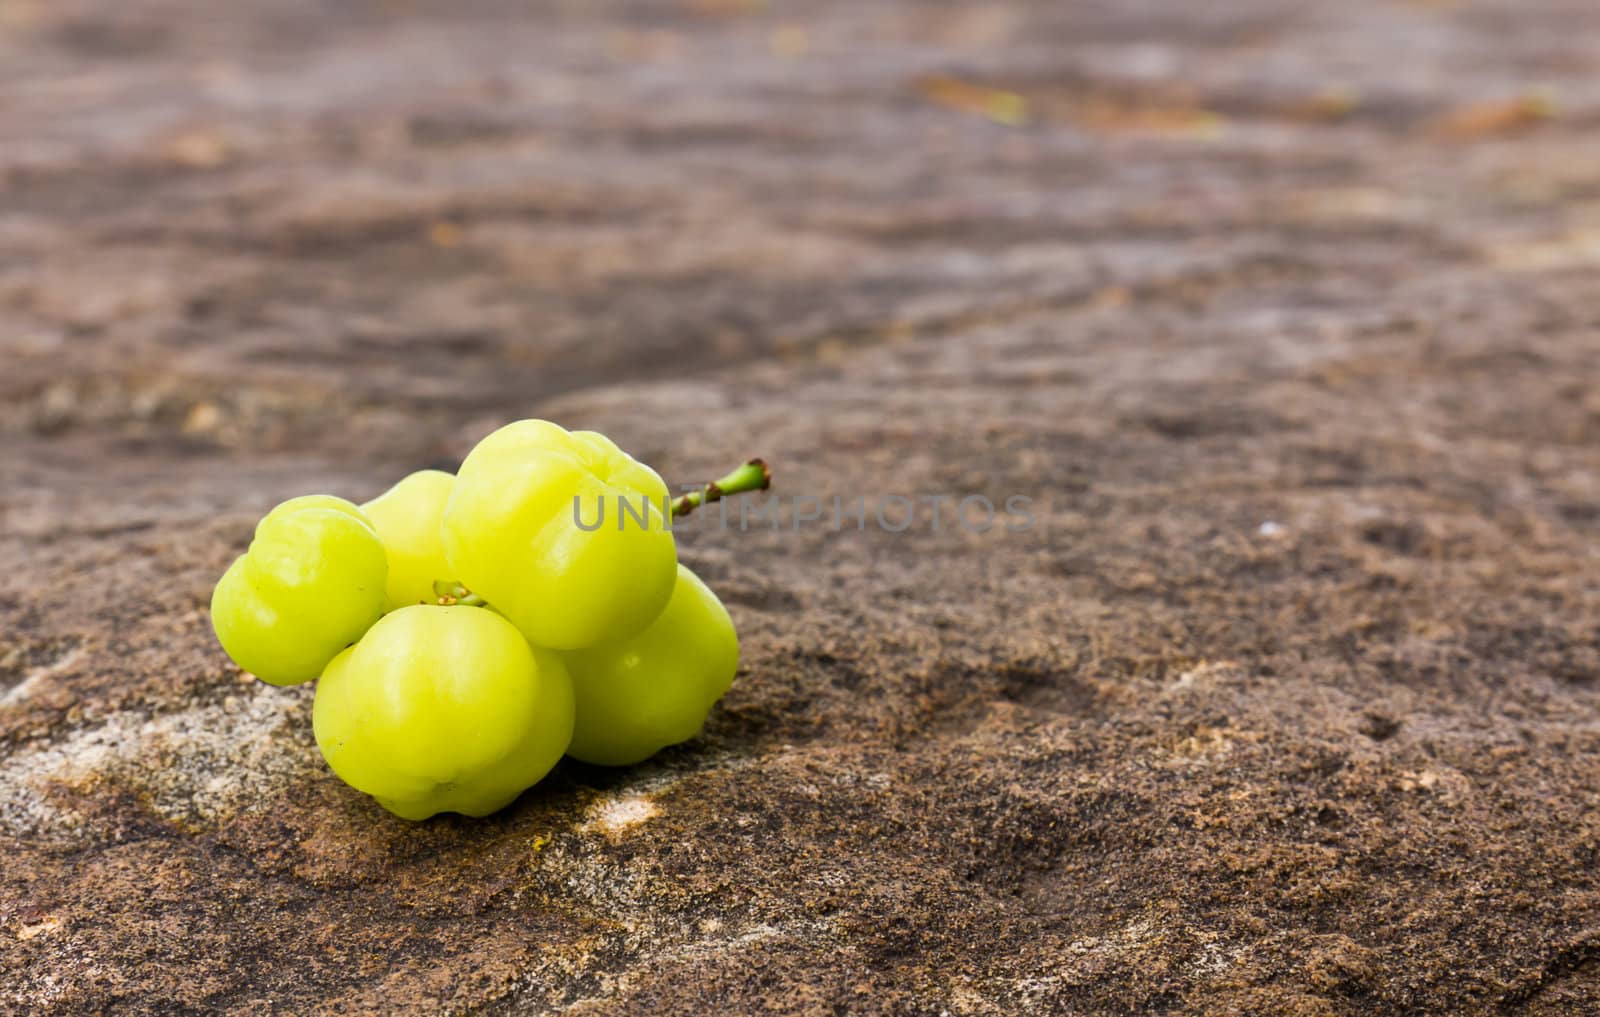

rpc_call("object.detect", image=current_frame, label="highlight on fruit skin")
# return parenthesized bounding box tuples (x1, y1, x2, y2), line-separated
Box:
(312, 604, 575, 820)
(562, 564, 738, 767)
(209, 495, 388, 687)
(442, 419, 679, 651)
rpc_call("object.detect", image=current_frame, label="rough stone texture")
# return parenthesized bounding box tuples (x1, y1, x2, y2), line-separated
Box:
(4, 0, 1600, 1013)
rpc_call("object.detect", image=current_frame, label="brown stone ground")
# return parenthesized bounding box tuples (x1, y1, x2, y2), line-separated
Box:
(4, 0, 1600, 1013)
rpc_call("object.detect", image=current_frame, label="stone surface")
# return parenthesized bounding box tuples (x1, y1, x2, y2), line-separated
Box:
(4, 0, 1600, 1013)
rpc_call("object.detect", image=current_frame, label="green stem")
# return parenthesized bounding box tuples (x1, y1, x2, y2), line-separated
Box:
(671, 458, 772, 520)
(432, 580, 487, 607)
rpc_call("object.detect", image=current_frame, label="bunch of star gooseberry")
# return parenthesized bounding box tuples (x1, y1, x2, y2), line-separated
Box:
(209, 419, 769, 820)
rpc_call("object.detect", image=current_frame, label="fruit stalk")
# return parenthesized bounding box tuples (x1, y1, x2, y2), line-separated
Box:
(671, 458, 771, 520)
(433, 580, 487, 607)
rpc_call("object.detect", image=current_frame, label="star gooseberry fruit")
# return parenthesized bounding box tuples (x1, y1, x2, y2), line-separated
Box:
(313, 604, 575, 820)
(210, 495, 387, 687)
(442, 419, 678, 650)
(562, 564, 739, 766)
(360, 468, 456, 611)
